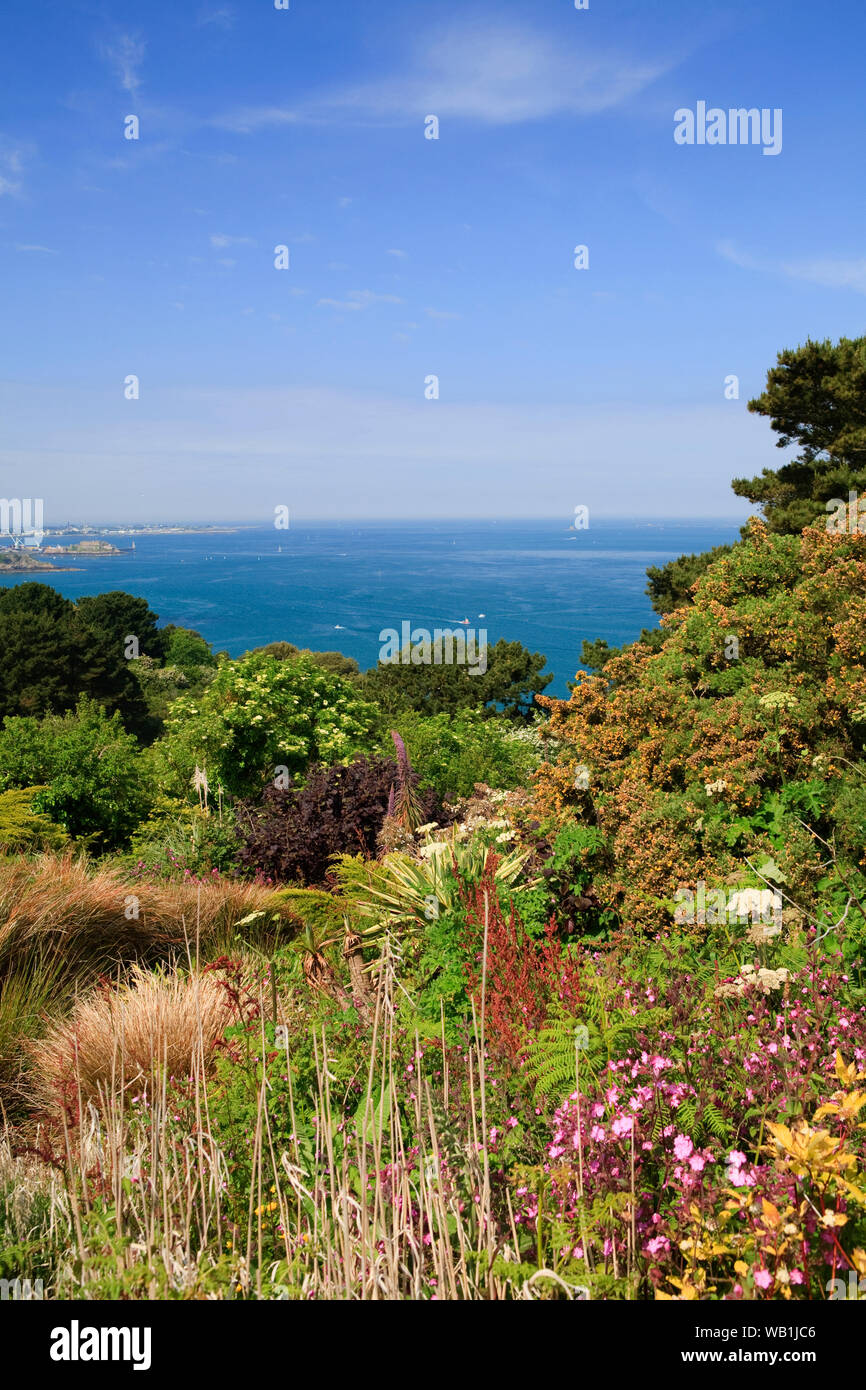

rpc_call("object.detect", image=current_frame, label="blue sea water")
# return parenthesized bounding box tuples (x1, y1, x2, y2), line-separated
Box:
(0, 519, 744, 698)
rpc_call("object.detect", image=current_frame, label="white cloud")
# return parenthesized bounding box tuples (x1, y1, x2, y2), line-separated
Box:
(211, 105, 299, 134)
(210, 233, 256, 248)
(317, 298, 362, 311)
(387, 248, 408, 258)
(317, 290, 404, 312)
(212, 19, 672, 130)
(425, 308, 461, 320)
(100, 33, 146, 96)
(717, 240, 866, 296)
(782, 258, 866, 295)
(198, 5, 235, 29)
(0, 139, 28, 197)
(15, 243, 56, 254)
(716, 240, 761, 272)
(339, 21, 670, 124)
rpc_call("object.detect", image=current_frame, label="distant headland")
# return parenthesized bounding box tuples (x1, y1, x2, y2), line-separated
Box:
(0, 550, 81, 573)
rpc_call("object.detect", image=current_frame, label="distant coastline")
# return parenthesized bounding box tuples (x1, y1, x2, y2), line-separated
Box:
(0, 552, 82, 573)
(42, 525, 243, 537)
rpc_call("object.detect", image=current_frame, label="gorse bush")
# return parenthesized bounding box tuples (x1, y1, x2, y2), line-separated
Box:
(533, 518, 866, 935)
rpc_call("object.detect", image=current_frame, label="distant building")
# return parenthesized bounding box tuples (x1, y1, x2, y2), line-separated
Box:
(43, 540, 120, 554)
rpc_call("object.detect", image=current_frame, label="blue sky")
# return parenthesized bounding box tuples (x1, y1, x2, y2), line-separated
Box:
(1, 0, 864, 522)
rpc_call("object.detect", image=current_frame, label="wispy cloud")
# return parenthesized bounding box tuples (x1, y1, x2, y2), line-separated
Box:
(0, 139, 29, 197)
(197, 5, 235, 29)
(425, 308, 461, 320)
(316, 290, 404, 312)
(100, 33, 147, 96)
(211, 19, 673, 131)
(337, 21, 671, 124)
(14, 243, 57, 254)
(210, 233, 256, 248)
(716, 241, 761, 272)
(212, 106, 299, 134)
(782, 258, 866, 295)
(387, 248, 408, 259)
(717, 240, 866, 296)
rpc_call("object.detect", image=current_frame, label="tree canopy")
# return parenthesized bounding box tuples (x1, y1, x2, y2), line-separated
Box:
(0, 584, 150, 735)
(358, 637, 551, 719)
(733, 335, 866, 534)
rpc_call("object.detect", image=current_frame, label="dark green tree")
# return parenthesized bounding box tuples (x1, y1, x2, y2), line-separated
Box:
(77, 591, 168, 662)
(733, 335, 866, 533)
(641, 336, 866, 626)
(0, 584, 150, 734)
(359, 637, 551, 720)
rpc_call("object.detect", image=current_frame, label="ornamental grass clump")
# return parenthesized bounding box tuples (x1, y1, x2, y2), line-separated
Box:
(0, 851, 273, 989)
(31, 966, 235, 1113)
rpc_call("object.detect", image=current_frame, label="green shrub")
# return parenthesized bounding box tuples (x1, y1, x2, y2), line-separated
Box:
(0, 697, 151, 848)
(384, 710, 542, 800)
(151, 653, 378, 799)
(0, 787, 68, 852)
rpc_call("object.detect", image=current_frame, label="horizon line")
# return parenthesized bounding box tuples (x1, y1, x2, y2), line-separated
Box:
(17, 513, 755, 528)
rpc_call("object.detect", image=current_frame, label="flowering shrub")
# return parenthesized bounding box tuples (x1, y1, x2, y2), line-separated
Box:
(151, 653, 378, 799)
(532, 520, 866, 939)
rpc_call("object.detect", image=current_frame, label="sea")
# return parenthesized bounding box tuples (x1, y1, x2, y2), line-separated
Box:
(0, 519, 745, 699)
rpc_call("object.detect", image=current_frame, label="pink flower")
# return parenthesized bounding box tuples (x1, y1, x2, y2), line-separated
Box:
(754, 1269, 773, 1290)
(688, 1154, 706, 1173)
(673, 1134, 693, 1161)
(645, 1235, 670, 1257)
